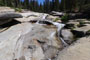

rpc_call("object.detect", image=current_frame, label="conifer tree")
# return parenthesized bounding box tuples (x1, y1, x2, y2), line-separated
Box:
(54, 0, 60, 11)
(44, 0, 50, 13)
(39, 3, 44, 12)
(24, 0, 30, 9)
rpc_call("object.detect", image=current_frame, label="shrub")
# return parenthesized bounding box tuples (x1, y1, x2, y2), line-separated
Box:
(82, 4, 90, 18)
(54, 18, 60, 22)
(79, 21, 86, 25)
(82, 4, 90, 13)
(61, 14, 69, 22)
(15, 8, 22, 12)
(87, 30, 90, 32)
(77, 21, 86, 27)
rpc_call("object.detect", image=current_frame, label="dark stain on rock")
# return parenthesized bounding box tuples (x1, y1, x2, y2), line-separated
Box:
(0, 19, 21, 28)
(19, 56, 25, 60)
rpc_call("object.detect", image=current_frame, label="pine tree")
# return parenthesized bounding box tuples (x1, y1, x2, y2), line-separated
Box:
(33, 0, 39, 12)
(0, 0, 5, 6)
(44, 0, 50, 13)
(52, 0, 55, 11)
(24, 0, 30, 9)
(60, 0, 66, 11)
(39, 3, 44, 12)
(54, 0, 60, 11)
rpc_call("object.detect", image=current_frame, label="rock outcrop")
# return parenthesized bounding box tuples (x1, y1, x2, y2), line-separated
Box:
(51, 11, 65, 17)
(0, 12, 22, 25)
(61, 29, 74, 44)
(0, 7, 90, 60)
(0, 7, 15, 12)
(0, 12, 22, 20)
(0, 22, 63, 60)
(57, 37, 90, 60)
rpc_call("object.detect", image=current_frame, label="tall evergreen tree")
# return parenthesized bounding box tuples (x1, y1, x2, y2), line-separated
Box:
(44, 0, 50, 13)
(39, 3, 44, 12)
(0, 0, 90, 13)
(60, 0, 65, 11)
(24, 0, 30, 9)
(54, 0, 60, 11)
(51, 0, 55, 11)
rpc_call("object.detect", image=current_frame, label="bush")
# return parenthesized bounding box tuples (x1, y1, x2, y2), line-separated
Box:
(79, 21, 85, 25)
(77, 21, 86, 27)
(15, 8, 22, 12)
(61, 14, 69, 22)
(82, 4, 90, 13)
(54, 18, 60, 22)
(82, 4, 90, 18)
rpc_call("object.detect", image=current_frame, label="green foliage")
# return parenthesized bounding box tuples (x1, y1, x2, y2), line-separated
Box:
(87, 30, 90, 32)
(0, 0, 4, 6)
(0, 0, 90, 13)
(86, 30, 90, 36)
(77, 21, 86, 27)
(14, 8, 22, 12)
(82, 4, 90, 14)
(88, 19, 90, 21)
(0, 2, 4, 6)
(61, 14, 69, 22)
(54, 18, 60, 22)
(71, 27, 75, 30)
(79, 21, 85, 25)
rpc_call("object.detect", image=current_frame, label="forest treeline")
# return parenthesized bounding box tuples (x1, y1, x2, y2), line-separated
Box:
(0, 0, 90, 13)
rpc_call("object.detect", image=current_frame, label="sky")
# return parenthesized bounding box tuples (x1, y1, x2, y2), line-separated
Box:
(21, 0, 60, 4)
(38, 0, 44, 4)
(21, 0, 44, 4)
(37, 0, 61, 4)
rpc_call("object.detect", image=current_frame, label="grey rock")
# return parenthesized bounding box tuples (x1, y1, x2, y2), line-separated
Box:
(0, 19, 12, 25)
(66, 21, 79, 28)
(71, 30, 85, 38)
(57, 37, 90, 60)
(0, 12, 22, 25)
(0, 7, 15, 13)
(0, 12, 23, 20)
(44, 46, 59, 59)
(72, 24, 90, 37)
(51, 11, 65, 17)
(0, 23, 63, 60)
(61, 29, 74, 44)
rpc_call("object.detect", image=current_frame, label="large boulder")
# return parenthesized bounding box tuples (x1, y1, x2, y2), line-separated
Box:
(0, 7, 22, 25)
(0, 23, 62, 60)
(46, 15, 61, 22)
(66, 21, 79, 28)
(61, 29, 74, 44)
(15, 17, 39, 23)
(57, 37, 90, 60)
(71, 24, 90, 37)
(0, 12, 22, 25)
(0, 7, 15, 13)
(51, 11, 65, 17)
(16, 12, 49, 22)
(15, 12, 61, 22)
(19, 12, 39, 18)
(0, 12, 23, 20)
